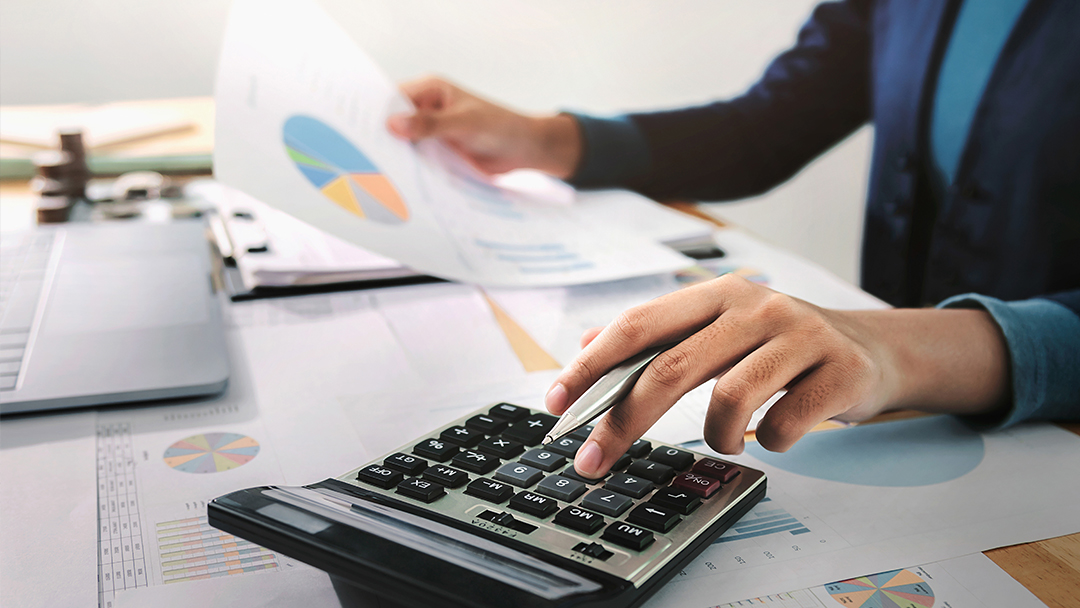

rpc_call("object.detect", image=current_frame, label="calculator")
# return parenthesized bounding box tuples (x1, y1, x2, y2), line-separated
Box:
(208, 404, 766, 607)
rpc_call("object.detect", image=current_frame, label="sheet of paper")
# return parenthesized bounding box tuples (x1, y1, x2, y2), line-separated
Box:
(572, 189, 716, 246)
(214, 0, 692, 287)
(648, 553, 1044, 608)
(83, 329, 309, 608)
(645, 418, 1080, 606)
(0, 412, 99, 608)
(338, 370, 560, 462)
(115, 567, 341, 608)
(112, 521, 1045, 608)
(230, 283, 530, 471)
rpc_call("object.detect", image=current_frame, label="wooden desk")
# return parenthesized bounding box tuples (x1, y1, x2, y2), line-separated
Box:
(2, 97, 1078, 606)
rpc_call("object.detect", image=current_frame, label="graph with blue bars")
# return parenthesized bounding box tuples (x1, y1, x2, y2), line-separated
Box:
(715, 497, 810, 543)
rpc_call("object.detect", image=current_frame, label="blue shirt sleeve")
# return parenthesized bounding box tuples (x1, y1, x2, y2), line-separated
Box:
(938, 294, 1080, 429)
(564, 113, 651, 190)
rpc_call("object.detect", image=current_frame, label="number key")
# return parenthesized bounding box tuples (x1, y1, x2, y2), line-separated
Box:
(535, 475, 586, 502)
(626, 459, 675, 484)
(648, 446, 695, 470)
(604, 472, 655, 499)
(493, 462, 545, 488)
(544, 436, 582, 458)
(519, 448, 566, 472)
(581, 488, 633, 517)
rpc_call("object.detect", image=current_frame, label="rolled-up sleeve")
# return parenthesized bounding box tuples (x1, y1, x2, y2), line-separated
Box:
(938, 293, 1080, 429)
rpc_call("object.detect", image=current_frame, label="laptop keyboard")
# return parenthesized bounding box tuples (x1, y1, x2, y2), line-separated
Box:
(0, 232, 56, 391)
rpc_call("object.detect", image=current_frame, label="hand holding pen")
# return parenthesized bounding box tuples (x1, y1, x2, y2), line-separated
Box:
(545, 274, 1009, 479)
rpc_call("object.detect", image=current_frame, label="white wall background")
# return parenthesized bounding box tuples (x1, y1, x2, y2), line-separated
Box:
(0, 0, 871, 283)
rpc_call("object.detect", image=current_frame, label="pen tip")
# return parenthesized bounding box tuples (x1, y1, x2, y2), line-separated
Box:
(542, 434, 554, 446)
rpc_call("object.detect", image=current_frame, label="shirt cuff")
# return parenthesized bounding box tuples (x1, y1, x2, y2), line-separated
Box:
(563, 113, 651, 190)
(938, 294, 1080, 430)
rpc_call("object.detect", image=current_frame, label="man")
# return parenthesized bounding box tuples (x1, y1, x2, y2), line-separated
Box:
(388, 0, 1079, 478)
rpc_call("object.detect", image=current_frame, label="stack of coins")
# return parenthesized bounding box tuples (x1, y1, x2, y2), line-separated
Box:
(59, 129, 91, 197)
(29, 130, 92, 223)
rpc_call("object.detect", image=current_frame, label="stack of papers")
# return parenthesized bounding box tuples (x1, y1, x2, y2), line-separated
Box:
(194, 178, 715, 292)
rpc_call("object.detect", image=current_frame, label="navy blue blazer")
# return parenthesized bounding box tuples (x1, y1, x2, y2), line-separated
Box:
(613, 0, 1079, 314)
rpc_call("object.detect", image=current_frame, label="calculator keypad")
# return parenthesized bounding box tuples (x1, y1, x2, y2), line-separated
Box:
(346, 403, 763, 584)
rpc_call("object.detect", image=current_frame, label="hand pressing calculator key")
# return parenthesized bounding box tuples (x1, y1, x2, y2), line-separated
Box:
(208, 404, 766, 608)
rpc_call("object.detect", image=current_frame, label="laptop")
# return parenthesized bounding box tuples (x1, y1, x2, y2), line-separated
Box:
(0, 220, 229, 414)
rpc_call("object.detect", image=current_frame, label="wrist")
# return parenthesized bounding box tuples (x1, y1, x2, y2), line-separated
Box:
(527, 114, 583, 180)
(855, 309, 1010, 416)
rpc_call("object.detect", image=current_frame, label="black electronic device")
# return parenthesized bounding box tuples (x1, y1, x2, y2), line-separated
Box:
(209, 404, 766, 607)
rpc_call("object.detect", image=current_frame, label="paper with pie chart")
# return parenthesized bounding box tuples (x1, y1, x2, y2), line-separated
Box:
(669, 554, 1044, 608)
(214, 0, 695, 287)
(284, 115, 410, 224)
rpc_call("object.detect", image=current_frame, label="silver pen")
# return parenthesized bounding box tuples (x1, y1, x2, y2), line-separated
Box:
(543, 344, 675, 446)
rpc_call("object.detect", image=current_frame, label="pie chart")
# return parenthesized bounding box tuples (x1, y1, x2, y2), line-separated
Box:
(825, 568, 935, 608)
(163, 432, 260, 474)
(283, 115, 410, 224)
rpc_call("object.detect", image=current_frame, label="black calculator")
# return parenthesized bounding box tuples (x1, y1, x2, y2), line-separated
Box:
(209, 404, 766, 607)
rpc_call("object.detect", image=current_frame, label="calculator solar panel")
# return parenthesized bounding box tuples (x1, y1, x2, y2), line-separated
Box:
(209, 404, 766, 607)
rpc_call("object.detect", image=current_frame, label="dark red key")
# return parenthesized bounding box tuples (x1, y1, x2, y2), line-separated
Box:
(691, 458, 741, 483)
(671, 472, 723, 498)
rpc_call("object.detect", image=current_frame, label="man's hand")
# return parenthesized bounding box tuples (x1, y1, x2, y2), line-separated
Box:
(546, 274, 1010, 478)
(387, 76, 582, 179)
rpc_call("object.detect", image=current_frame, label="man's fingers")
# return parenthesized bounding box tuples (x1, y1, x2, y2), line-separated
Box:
(387, 107, 482, 142)
(571, 310, 768, 477)
(754, 358, 872, 452)
(702, 339, 820, 455)
(399, 76, 454, 110)
(548, 278, 741, 415)
(580, 326, 604, 349)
